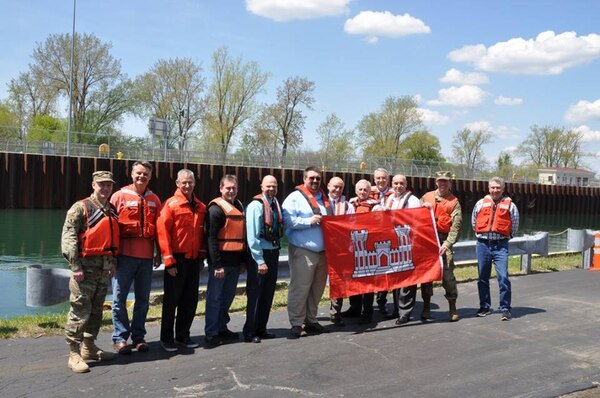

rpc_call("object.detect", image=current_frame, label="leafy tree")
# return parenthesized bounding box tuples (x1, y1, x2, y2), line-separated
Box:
(27, 114, 66, 142)
(0, 103, 19, 139)
(451, 127, 493, 178)
(259, 76, 315, 161)
(7, 71, 57, 136)
(134, 57, 206, 151)
(494, 151, 516, 180)
(203, 47, 269, 154)
(356, 96, 423, 159)
(30, 33, 129, 142)
(398, 130, 444, 162)
(316, 113, 355, 168)
(517, 125, 584, 169)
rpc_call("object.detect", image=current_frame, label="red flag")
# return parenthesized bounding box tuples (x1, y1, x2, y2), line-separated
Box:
(322, 207, 442, 299)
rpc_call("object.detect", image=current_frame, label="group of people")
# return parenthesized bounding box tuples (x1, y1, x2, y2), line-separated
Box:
(61, 162, 519, 374)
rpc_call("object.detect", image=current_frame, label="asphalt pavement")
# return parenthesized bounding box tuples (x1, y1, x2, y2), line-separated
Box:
(2, 269, 600, 398)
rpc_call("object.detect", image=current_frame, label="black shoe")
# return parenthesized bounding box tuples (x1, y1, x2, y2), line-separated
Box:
(304, 322, 329, 334)
(244, 335, 261, 343)
(359, 313, 373, 324)
(257, 331, 276, 339)
(330, 315, 345, 326)
(384, 312, 399, 320)
(204, 335, 224, 348)
(160, 340, 178, 352)
(476, 308, 493, 317)
(501, 310, 512, 321)
(341, 308, 361, 318)
(175, 337, 200, 348)
(290, 326, 307, 339)
(219, 329, 239, 340)
(395, 315, 409, 325)
(378, 305, 388, 315)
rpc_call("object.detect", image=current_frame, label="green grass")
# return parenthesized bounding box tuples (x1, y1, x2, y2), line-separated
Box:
(0, 253, 583, 339)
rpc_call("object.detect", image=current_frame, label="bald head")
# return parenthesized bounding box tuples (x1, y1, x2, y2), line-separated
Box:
(261, 175, 278, 198)
(327, 176, 345, 200)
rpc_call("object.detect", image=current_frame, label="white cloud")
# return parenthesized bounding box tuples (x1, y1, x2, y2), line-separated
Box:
(464, 120, 492, 132)
(494, 96, 523, 106)
(440, 68, 488, 85)
(564, 99, 600, 123)
(245, 0, 350, 22)
(448, 31, 600, 75)
(344, 11, 431, 43)
(427, 85, 487, 107)
(462, 121, 521, 139)
(418, 108, 450, 125)
(572, 125, 600, 141)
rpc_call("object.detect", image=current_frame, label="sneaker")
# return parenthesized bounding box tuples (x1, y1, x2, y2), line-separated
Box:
(176, 337, 200, 349)
(204, 335, 224, 348)
(160, 340, 178, 352)
(501, 310, 512, 321)
(395, 315, 409, 325)
(476, 308, 493, 317)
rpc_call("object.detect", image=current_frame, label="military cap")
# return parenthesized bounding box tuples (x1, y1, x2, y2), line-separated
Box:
(435, 171, 453, 181)
(92, 171, 115, 183)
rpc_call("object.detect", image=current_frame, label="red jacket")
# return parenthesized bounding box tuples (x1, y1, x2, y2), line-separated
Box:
(157, 189, 207, 267)
(113, 185, 160, 239)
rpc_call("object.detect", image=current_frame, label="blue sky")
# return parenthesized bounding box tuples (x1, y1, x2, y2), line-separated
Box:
(2, 0, 600, 173)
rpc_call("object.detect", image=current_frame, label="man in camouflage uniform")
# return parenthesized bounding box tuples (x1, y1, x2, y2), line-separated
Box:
(62, 171, 119, 373)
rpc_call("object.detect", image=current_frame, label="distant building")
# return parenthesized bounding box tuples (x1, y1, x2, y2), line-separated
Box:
(538, 167, 595, 186)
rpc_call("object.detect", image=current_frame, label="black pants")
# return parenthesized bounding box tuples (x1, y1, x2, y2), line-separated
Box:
(348, 293, 374, 315)
(160, 254, 202, 342)
(243, 249, 279, 338)
(392, 285, 417, 318)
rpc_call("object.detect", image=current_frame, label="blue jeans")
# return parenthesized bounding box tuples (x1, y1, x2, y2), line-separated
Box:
(204, 265, 240, 337)
(111, 255, 153, 343)
(476, 239, 511, 311)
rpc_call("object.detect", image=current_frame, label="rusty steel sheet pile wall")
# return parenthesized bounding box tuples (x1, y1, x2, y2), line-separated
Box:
(1, 153, 599, 217)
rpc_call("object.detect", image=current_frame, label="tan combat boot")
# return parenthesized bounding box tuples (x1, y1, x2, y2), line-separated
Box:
(449, 299, 459, 322)
(68, 343, 90, 373)
(421, 299, 431, 320)
(81, 338, 116, 361)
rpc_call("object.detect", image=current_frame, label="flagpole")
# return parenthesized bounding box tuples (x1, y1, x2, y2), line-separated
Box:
(66, 0, 76, 157)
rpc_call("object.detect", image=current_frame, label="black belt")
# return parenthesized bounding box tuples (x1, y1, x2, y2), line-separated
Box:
(477, 237, 508, 244)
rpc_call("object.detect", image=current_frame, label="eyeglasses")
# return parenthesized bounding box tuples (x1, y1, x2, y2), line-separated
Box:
(307, 176, 321, 181)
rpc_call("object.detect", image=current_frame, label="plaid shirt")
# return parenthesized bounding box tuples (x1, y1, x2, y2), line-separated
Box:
(471, 196, 519, 240)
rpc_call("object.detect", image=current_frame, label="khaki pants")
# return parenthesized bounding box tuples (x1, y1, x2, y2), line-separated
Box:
(287, 244, 328, 327)
(421, 249, 458, 301)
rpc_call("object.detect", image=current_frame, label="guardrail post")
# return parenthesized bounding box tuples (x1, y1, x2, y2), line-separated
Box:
(520, 254, 532, 274)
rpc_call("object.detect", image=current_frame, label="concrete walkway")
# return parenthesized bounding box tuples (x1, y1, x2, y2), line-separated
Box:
(1, 269, 600, 397)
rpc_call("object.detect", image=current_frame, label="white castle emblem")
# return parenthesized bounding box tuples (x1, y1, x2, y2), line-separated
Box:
(350, 224, 414, 278)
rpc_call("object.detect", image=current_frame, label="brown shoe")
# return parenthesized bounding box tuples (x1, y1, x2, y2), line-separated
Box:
(81, 338, 116, 361)
(133, 339, 149, 352)
(113, 341, 132, 355)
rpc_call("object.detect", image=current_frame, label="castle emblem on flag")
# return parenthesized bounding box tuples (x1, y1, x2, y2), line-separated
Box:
(350, 224, 414, 278)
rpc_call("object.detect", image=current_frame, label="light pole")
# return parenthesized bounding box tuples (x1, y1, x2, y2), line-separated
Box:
(66, 0, 76, 156)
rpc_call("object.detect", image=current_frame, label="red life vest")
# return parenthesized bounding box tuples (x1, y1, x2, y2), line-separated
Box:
(116, 186, 160, 239)
(422, 191, 458, 234)
(350, 197, 380, 213)
(78, 198, 120, 257)
(385, 192, 413, 210)
(295, 185, 331, 215)
(475, 195, 513, 237)
(209, 198, 247, 252)
(157, 190, 207, 266)
(252, 194, 283, 245)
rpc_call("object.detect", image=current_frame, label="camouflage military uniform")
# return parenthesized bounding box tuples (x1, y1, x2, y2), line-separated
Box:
(62, 195, 116, 345)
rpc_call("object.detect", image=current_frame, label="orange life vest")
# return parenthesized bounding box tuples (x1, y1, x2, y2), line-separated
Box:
(157, 190, 207, 266)
(369, 186, 393, 206)
(209, 198, 246, 252)
(116, 186, 160, 239)
(422, 191, 458, 234)
(350, 197, 380, 213)
(78, 198, 120, 257)
(475, 195, 513, 237)
(331, 196, 350, 215)
(252, 194, 283, 245)
(295, 185, 331, 215)
(385, 192, 413, 210)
